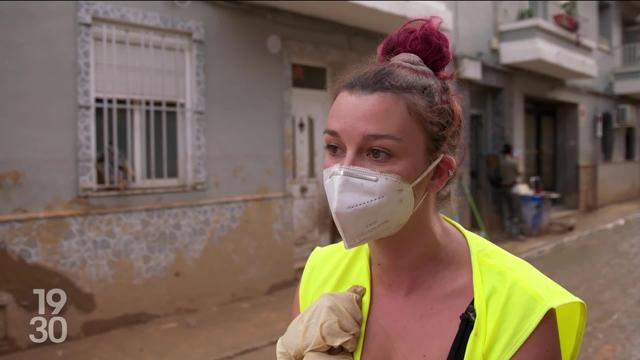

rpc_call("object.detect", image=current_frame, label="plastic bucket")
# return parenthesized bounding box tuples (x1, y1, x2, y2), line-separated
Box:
(519, 195, 543, 236)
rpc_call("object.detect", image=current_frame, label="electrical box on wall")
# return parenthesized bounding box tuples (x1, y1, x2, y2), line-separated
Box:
(616, 104, 637, 128)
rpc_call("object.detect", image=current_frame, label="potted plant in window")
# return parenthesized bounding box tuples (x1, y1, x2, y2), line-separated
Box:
(554, 0, 579, 32)
(517, 8, 533, 21)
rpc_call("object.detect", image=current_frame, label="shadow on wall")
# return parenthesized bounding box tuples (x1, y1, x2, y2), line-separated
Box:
(0, 249, 96, 315)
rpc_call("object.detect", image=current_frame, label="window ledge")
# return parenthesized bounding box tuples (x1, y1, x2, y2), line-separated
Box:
(597, 42, 612, 54)
(81, 184, 206, 198)
(0, 192, 289, 224)
(601, 160, 639, 164)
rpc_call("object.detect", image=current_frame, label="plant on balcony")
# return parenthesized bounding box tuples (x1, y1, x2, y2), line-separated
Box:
(560, 0, 577, 16)
(517, 8, 533, 21)
(554, 0, 579, 33)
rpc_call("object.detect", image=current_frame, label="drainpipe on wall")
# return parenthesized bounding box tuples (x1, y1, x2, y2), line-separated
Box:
(0, 301, 7, 352)
(592, 109, 601, 211)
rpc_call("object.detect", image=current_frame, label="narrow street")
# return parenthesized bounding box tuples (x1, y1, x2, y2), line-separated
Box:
(529, 215, 640, 360)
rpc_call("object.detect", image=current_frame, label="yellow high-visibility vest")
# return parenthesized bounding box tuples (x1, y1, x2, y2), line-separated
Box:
(299, 216, 586, 359)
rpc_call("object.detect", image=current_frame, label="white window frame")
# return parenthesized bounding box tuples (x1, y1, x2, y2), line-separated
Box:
(92, 22, 190, 190)
(76, 2, 206, 196)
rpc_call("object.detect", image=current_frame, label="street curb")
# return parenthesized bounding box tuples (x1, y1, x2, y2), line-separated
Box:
(519, 212, 640, 260)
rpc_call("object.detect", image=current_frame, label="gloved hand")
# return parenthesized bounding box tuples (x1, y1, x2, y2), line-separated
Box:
(276, 285, 366, 360)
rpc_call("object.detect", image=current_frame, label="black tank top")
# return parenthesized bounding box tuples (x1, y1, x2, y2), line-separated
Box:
(447, 299, 476, 360)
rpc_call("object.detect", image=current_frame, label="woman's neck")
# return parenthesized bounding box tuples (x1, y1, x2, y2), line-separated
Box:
(368, 198, 463, 296)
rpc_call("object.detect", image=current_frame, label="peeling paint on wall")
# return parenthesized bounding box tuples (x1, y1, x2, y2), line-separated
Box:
(0, 249, 96, 313)
(0, 201, 250, 285)
(0, 197, 294, 287)
(271, 198, 292, 246)
(0, 196, 293, 352)
(0, 171, 23, 190)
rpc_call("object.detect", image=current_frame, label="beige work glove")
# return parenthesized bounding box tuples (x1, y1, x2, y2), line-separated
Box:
(276, 285, 366, 360)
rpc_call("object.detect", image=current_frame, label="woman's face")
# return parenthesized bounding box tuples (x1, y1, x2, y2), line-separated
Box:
(323, 91, 430, 184)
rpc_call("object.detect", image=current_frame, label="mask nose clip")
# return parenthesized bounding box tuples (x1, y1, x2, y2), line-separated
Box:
(330, 167, 379, 182)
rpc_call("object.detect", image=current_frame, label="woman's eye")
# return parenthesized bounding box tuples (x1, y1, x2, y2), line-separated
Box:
(367, 148, 390, 161)
(325, 144, 342, 156)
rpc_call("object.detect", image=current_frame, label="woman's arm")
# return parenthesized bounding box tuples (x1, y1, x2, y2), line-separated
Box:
(512, 309, 561, 360)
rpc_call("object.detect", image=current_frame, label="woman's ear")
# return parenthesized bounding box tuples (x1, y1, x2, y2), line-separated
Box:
(425, 154, 456, 193)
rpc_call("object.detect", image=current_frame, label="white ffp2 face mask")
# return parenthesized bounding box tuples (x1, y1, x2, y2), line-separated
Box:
(323, 155, 444, 249)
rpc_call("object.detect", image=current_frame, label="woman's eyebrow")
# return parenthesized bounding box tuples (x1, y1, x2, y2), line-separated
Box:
(364, 133, 403, 142)
(323, 129, 403, 142)
(323, 129, 340, 137)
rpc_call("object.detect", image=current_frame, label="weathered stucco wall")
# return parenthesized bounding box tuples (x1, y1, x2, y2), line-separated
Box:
(447, 0, 640, 212)
(0, 1, 78, 214)
(598, 162, 640, 206)
(0, 0, 380, 215)
(507, 70, 640, 209)
(0, 196, 292, 349)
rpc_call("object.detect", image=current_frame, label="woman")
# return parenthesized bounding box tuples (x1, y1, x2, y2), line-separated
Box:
(279, 17, 585, 360)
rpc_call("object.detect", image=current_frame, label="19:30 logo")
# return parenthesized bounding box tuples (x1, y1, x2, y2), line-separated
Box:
(29, 289, 68, 344)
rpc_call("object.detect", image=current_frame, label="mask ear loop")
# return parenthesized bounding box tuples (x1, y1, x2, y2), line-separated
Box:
(411, 154, 445, 212)
(411, 154, 444, 187)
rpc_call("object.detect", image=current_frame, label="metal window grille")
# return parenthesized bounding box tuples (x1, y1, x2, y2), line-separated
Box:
(622, 42, 640, 67)
(92, 21, 190, 190)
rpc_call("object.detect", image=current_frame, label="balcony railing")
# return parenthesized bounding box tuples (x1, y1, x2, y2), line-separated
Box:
(622, 42, 640, 67)
(498, 17, 597, 79)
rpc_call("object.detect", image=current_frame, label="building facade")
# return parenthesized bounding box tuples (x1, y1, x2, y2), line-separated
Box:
(452, 0, 640, 229)
(0, 0, 638, 353)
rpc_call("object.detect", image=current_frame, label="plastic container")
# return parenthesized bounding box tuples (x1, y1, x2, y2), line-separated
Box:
(519, 194, 544, 236)
(539, 195, 552, 231)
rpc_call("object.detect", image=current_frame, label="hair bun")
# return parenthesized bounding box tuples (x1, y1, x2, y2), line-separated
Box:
(376, 17, 452, 76)
(389, 53, 433, 76)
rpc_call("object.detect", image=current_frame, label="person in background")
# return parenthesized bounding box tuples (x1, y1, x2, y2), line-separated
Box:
(498, 143, 522, 237)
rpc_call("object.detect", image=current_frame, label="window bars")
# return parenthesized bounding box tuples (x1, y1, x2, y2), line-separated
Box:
(92, 21, 189, 190)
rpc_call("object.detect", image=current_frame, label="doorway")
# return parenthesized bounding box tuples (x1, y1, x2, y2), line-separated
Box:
(525, 101, 558, 192)
(289, 62, 333, 268)
(467, 84, 503, 232)
(469, 112, 484, 229)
